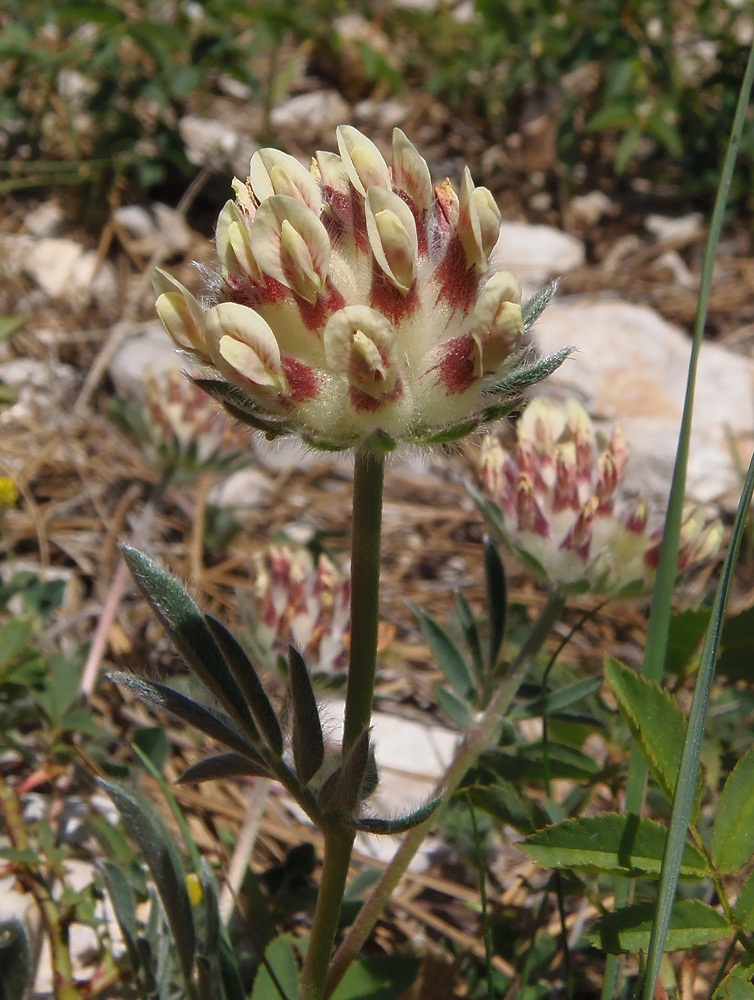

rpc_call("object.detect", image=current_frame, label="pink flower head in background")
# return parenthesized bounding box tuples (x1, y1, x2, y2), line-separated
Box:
(476, 396, 722, 595)
(251, 544, 352, 674)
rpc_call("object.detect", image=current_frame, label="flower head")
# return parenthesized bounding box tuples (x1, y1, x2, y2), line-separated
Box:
(476, 396, 722, 595)
(154, 127, 564, 452)
(118, 368, 249, 478)
(251, 544, 352, 674)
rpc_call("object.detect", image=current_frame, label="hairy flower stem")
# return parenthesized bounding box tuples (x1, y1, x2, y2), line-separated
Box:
(342, 451, 385, 752)
(325, 590, 566, 997)
(298, 451, 385, 1000)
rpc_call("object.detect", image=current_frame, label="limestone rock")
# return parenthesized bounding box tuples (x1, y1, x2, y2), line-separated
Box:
(533, 296, 754, 506)
(491, 222, 585, 293)
(270, 90, 351, 138)
(22, 237, 117, 307)
(107, 324, 185, 399)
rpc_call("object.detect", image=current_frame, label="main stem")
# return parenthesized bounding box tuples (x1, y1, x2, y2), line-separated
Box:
(298, 450, 385, 1000)
(325, 590, 566, 997)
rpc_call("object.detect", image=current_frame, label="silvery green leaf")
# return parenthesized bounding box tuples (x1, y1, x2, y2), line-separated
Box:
(522, 280, 559, 331)
(177, 752, 272, 785)
(288, 647, 324, 785)
(122, 547, 259, 743)
(352, 795, 442, 835)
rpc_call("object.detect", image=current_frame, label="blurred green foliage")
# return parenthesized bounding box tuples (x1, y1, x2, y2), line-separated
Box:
(1, 0, 751, 210)
(397, 0, 753, 202)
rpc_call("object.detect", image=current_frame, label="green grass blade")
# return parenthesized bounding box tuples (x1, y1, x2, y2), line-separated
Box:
(604, 34, 754, 1000)
(642, 448, 754, 999)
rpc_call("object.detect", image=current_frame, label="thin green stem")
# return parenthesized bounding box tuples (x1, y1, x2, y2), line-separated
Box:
(298, 829, 355, 1000)
(325, 590, 567, 997)
(342, 451, 385, 753)
(467, 794, 495, 1000)
(298, 450, 385, 1000)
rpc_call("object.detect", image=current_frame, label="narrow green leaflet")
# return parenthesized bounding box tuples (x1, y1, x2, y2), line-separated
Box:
(329, 954, 420, 1000)
(0, 919, 30, 1000)
(205, 615, 284, 754)
(436, 685, 474, 728)
(522, 814, 710, 878)
(510, 676, 603, 720)
(589, 899, 730, 954)
(483, 537, 506, 669)
(178, 752, 271, 785)
(251, 934, 299, 1000)
(713, 963, 754, 999)
(464, 780, 545, 836)
(455, 591, 483, 680)
(99, 779, 196, 986)
(289, 648, 324, 785)
(100, 861, 142, 981)
(713, 744, 754, 873)
(734, 870, 754, 931)
(111, 672, 263, 763)
(605, 656, 701, 814)
(122, 546, 258, 741)
(412, 605, 475, 702)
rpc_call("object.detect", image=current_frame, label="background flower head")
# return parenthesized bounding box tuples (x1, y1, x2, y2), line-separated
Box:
(474, 396, 722, 595)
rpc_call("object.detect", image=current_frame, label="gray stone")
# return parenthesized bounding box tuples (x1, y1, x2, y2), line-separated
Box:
(491, 222, 585, 293)
(25, 202, 65, 238)
(270, 90, 351, 134)
(22, 237, 117, 307)
(533, 296, 754, 505)
(179, 114, 245, 171)
(108, 324, 186, 399)
(113, 203, 193, 258)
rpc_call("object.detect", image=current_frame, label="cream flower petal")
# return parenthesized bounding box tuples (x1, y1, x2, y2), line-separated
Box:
(336, 125, 391, 195)
(250, 148, 322, 213)
(365, 187, 418, 293)
(250, 194, 330, 303)
(205, 302, 286, 392)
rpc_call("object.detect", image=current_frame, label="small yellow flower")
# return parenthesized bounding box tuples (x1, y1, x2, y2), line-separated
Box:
(154, 127, 563, 452)
(185, 873, 203, 907)
(0, 477, 18, 515)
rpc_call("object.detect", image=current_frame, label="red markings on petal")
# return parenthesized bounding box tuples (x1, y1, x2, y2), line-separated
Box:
(281, 356, 319, 403)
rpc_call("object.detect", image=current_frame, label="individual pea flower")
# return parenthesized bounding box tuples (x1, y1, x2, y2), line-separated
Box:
(473, 396, 723, 595)
(153, 126, 566, 453)
(118, 368, 250, 479)
(0, 476, 18, 518)
(251, 543, 352, 674)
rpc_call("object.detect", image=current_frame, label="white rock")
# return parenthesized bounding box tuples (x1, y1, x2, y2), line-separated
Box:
(568, 190, 613, 227)
(645, 212, 704, 243)
(25, 201, 65, 238)
(533, 296, 754, 505)
(0, 357, 78, 425)
(210, 467, 271, 508)
(491, 222, 585, 292)
(108, 324, 186, 399)
(23, 238, 117, 307)
(113, 203, 193, 258)
(179, 114, 244, 169)
(270, 90, 351, 133)
(353, 98, 408, 129)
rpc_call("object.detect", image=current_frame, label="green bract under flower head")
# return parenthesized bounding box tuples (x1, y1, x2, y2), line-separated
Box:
(475, 396, 723, 595)
(153, 126, 564, 452)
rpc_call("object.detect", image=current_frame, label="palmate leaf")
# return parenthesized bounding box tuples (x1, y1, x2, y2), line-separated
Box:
(99, 779, 196, 988)
(522, 814, 710, 878)
(589, 898, 730, 955)
(713, 744, 754, 873)
(605, 656, 702, 816)
(510, 675, 603, 720)
(122, 547, 259, 742)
